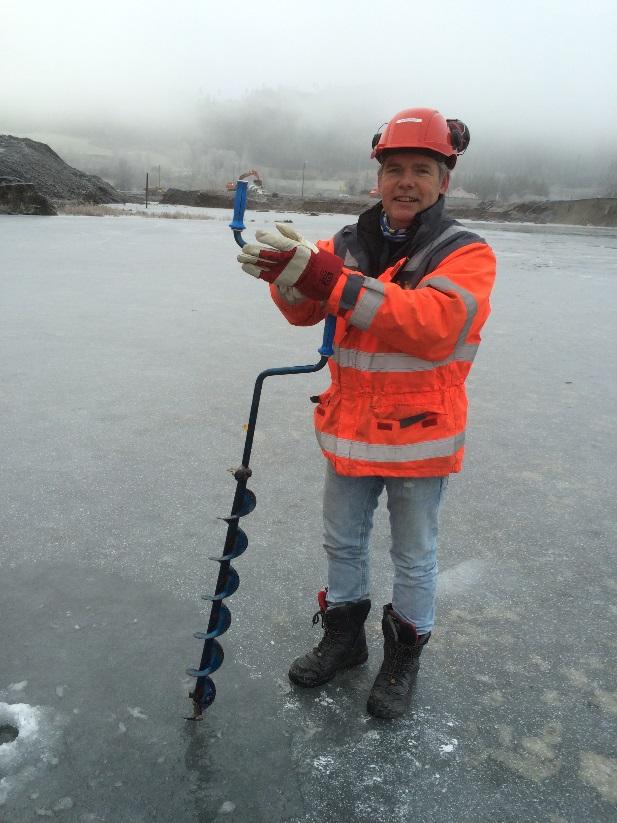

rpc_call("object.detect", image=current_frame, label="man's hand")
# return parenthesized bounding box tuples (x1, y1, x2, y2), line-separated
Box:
(237, 223, 343, 301)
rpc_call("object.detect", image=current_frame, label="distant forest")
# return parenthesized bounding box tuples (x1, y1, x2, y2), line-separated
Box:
(53, 89, 617, 202)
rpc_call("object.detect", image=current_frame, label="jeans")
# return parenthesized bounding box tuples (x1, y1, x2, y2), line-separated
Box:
(322, 461, 447, 634)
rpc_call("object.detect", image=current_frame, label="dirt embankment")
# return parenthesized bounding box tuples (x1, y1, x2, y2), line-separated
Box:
(451, 198, 617, 227)
(0, 181, 57, 215)
(0, 135, 123, 209)
(162, 187, 617, 228)
(161, 187, 373, 215)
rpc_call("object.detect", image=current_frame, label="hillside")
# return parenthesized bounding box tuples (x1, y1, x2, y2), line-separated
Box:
(0, 135, 123, 204)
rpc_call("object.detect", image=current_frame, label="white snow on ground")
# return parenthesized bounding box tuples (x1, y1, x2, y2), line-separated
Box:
(0, 702, 62, 806)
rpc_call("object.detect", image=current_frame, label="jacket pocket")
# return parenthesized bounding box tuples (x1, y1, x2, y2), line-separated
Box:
(368, 393, 448, 442)
(312, 386, 335, 417)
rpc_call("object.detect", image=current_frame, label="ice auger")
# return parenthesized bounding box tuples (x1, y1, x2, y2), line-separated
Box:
(186, 181, 336, 719)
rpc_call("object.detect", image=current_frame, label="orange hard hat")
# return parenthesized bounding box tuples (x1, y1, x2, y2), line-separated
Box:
(371, 107, 470, 169)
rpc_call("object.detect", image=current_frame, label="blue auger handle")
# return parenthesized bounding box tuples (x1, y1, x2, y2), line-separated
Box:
(319, 315, 336, 358)
(229, 180, 248, 248)
(230, 180, 336, 358)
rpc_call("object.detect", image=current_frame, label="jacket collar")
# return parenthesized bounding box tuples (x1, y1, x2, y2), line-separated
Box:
(358, 195, 447, 242)
(353, 196, 451, 278)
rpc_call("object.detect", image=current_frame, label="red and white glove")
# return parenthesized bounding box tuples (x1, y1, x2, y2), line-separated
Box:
(237, 223, 343, 301)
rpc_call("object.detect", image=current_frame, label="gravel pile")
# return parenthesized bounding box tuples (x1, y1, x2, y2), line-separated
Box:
(0, 135, 123, 204)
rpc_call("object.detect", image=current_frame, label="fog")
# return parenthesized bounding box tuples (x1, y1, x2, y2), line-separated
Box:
(2, 0, 617, 197)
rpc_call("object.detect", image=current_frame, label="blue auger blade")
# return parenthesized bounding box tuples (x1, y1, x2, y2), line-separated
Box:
(239, 488, 257, 516)
(225, 488, 256, 519)
(201, 565, 240, 602)
(186, 639, 225, 678)
(193, 603, 232, 640)
(209, 528, 248, 562)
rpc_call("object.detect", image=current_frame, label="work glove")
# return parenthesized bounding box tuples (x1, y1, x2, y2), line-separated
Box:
(237, 223, 343, 301)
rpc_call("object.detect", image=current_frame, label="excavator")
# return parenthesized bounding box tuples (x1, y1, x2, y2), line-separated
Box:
(225, 169, 264, 193)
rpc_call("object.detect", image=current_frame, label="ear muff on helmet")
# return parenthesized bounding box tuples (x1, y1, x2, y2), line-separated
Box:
(447, 119, 470, 155)
(372, 124, 387, 151)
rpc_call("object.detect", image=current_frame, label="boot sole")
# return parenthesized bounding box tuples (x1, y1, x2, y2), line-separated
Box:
(288, 651, 368, 688)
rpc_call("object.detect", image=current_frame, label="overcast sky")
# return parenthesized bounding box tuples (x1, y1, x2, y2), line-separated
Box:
(2, 0, 617, 146)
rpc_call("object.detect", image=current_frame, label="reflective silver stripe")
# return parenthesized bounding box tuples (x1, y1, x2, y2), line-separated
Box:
(336, 276, 479, 372)
(349, 278, 386, 330)
(343, 249, 359, 267)
(418, 276, 478, 359)
(332, 343, 479, 372)
(402, 226, 467, 274)
(316, 430, 465, 463)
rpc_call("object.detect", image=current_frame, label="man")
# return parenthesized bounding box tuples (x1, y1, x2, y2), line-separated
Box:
(237, 108, 496, 719)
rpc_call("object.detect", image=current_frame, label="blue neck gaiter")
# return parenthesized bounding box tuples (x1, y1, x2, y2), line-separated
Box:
(379, 210, 410, 243)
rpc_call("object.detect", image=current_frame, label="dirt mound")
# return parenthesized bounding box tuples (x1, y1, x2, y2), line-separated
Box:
(451, 198, 617, 227)
(0, 135, 123, 204)
(160, 188, 372, 215)
(0, 181, 57, 215)
(161, 188, 236, 209)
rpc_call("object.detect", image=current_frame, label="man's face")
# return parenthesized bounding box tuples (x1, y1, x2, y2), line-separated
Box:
(378, 151, 449, 229)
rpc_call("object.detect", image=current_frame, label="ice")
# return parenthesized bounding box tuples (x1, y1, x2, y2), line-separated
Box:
(1, 211, 615, 821)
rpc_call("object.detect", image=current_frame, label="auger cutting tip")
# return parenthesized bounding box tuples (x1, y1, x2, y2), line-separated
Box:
(186, 677, 217, 719)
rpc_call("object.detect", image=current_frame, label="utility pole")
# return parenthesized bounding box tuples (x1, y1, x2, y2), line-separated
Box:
(145, 172, 149, 209)
(301, 161, 306, 199)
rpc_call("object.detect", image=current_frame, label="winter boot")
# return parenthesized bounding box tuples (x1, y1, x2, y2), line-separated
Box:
(288, 590, 371, 687)
(366, 604, 430, 719)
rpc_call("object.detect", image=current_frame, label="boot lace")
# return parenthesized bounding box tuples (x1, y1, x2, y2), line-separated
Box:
(311, 610, 351, 655)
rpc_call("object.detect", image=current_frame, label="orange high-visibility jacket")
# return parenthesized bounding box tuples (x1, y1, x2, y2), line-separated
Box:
(271, 199, 496, 477)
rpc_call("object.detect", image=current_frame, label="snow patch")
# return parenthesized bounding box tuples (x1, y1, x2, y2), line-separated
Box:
(218, 800, 236, 814)
(313, 755, 335, 773)
(126, 706, 148, 720)
(0, 702, 62, 806)
(438, 559, 485, 595)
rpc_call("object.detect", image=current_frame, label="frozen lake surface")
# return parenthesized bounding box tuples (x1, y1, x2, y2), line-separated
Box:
(1, 209, 616, 821)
